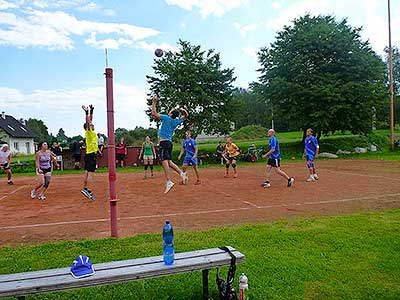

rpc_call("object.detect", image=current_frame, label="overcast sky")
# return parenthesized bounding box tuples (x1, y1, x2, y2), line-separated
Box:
(1, 0, 399, 137)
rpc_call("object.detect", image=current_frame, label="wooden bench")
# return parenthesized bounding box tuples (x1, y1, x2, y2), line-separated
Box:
(0, 246, 245, 300)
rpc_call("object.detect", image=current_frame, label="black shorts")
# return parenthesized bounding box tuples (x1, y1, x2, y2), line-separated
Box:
(73, 154, 81, 162)
(159, 140, 173, 161)
(227, 156, 238, 162)
(38, 167, 52, 175)
(267, 158, 281, 168)
(1, 163, 10, 170)
(84, 152, 97, 172)
(116, 153, 126, 161)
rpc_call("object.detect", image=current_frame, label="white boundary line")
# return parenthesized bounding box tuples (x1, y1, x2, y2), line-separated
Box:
(327, 169, 400, 181)
(0, 185, 27, 201)
(1, 193, 400, 231)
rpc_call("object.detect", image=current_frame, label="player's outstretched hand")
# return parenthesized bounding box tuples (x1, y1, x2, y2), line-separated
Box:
(152, 95, 158, 103)
(89, 104, 94, 110)
(82, 105, 88, 112)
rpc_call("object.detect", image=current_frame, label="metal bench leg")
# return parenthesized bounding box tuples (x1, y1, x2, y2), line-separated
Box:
(202, 269, 209, 300)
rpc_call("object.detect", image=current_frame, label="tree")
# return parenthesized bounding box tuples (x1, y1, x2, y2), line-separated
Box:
(114, 127, 157, 146)
(25, 118, 50, 142)
(56, 128, 68, 143)
(256, 15, 387, 140)
(146, 40, 236, 138)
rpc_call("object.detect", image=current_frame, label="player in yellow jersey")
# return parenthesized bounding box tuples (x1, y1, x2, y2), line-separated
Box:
(81, 104, 98, 201)
(223, 137, 240, 178)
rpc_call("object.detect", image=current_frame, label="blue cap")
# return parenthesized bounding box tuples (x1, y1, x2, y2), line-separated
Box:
(70, 255, 95, 279)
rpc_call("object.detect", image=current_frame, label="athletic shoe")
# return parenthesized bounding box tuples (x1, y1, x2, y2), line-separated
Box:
(313, 174, 319, 180)
(31, 189, 36, 199)
(261, 181, 271, 188)
(143, 175, 147, 180)
(287, 178, 295, 187)
(164, 181, 175, 194)
(81, 188, 91, 199)
(89, 192, 96, 202)
(38, 194, 46, 201)
(224, 173, 229, 178)
(233, 173, 238, 178)
(7, 180, 13, 185)
(180, 172, 188, 185)
(306, 175, 315, 182)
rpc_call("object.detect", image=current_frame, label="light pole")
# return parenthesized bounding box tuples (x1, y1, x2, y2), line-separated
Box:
(388, 0, 395, 150)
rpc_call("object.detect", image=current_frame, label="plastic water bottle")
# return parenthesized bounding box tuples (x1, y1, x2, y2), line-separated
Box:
(239, 273, 248, 300)
(162, 220, 174, 265)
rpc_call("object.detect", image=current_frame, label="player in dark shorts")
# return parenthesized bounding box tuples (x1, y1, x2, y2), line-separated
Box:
(81, 104, 98, 201)
(116, 137, 127, 167)
(30, 142, 59, 200)
(151, 95, 189, 194)
(261, 129, 294, 188)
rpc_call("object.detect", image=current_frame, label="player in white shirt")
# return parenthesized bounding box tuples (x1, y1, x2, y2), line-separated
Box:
(0, 144, 13, 185)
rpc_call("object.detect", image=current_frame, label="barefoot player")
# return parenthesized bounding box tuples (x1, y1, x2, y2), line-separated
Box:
(261, 129, 294, 188)
(151, 95, 188, 194)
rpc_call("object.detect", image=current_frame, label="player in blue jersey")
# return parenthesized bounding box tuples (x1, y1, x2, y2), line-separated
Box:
(304, 128, 320, 182)
(261, 129, 294, 188)
(178, 131, 200, 185)
(151, 95, 189, 194)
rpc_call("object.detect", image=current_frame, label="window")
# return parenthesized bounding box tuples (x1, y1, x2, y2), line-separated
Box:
(26, 142, 31, 154)
(14, 142, 19, 150)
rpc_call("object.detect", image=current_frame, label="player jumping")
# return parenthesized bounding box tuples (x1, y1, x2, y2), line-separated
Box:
(151, 95, 189, 194)
(81, 105, 98, 201)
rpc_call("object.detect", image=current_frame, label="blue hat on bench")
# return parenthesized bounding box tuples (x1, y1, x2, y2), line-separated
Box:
(70, 255, 95, 279)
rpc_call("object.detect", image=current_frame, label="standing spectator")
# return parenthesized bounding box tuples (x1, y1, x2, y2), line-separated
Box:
(0, 144, 13, 185)
(216, 141, 225, 165)
(116, 137, 127, 167)
(71, 140, 82, 170)
(50, 142, 62, 170)
(97, 133, 104, 156)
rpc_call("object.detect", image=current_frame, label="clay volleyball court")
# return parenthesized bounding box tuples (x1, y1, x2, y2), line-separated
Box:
(1, 159, 400, 246)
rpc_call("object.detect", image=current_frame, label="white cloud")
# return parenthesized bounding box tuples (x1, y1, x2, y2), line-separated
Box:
(271, 1, 282, 11)
(0, 0, 18, 10)
(180, 21, 186, 28)
(233, 22, 258, 37)
(266, 0, 400, 56)
(135, 41, 179, 53)
(243, 46, 258, 58)
(0, 84, 151, 136)
(165, 0, 248, 18)
(0, 10, 160, 50)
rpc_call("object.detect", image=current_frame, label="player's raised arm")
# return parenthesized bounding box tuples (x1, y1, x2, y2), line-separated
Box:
(82, 105, 90, 129)
(180, 108, 188, 120)
(89, 104, 94, 122)
(151, 95, 161, 120)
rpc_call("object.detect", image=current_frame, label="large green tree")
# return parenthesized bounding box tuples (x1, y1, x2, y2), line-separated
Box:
(256, 15, 387, 139)
(146, 40, 236, 138)
(25, 118, 49, 142)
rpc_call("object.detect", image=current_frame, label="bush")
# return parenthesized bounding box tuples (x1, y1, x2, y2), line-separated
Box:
(231, 125, 267, 140)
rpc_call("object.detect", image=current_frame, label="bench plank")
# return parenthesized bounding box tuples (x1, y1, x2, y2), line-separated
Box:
(0, 247, 244, 298)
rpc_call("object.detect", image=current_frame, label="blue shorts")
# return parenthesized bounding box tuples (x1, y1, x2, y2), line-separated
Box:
(183, 156, 198, 166)
(306, 155, 314, 168)
(306, 155, 315, 161)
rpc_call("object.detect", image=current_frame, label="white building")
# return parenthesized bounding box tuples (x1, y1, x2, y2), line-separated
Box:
(0, 112, 35, 155)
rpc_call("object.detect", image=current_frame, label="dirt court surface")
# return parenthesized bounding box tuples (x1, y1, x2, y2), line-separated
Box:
(1, 159, 400, 246)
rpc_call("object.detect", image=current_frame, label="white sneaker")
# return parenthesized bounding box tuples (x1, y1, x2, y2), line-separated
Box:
(180, 172, 188, 185)
(287, 178, 295, 187)
(307, 175, 315, 182)
(31, 189, 36, 199)
(164, 181, 175, 194)
(38, 194, 46, 201)
(313, 174, 319, 180)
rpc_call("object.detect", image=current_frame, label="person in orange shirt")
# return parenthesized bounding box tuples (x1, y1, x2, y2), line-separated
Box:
(223, 137, 240, 178)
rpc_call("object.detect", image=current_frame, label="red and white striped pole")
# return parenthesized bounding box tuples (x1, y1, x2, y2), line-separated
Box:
(105, 67, 118, 237)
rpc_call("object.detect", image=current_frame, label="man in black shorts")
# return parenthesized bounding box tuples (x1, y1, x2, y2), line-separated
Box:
(0, 144, 13, 185)
(151, 95, 189, 194)
(261, 129, 294, 188)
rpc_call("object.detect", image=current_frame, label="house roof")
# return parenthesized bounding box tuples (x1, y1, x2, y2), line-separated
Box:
(0, 115, 35, 138)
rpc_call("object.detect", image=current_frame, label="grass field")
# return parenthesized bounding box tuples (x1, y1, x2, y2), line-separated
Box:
(1, 209, 399, 299)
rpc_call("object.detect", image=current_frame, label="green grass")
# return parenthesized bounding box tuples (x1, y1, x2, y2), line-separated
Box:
(1, 209, 400, 299)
